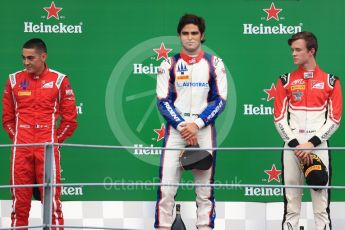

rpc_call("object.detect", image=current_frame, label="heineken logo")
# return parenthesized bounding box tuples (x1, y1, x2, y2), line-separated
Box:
(24, 22, 83, 33)
(60, 169, 84, 196)
(132, 42, 172, 75)
(243, 104, 273, 116)
(243, 2, 303, 35)
(153, 42, 172, 61)
(263, 2, 282, 21)
(243, 23, 302, 35)
(243, 83, 275, 116)
(265, 164, 282, 182)
(245, 164, 283, 196)
(264, 83, 276, 101)
(154, 124, 165, 142)
(23, 1, 83, 34)
(76, 102, 84, 115)
(44, 1, 62, 20)
(61, 186, 83, 196)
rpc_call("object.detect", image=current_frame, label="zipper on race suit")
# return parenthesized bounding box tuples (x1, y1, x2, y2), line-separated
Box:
(304, 77, 309, 135)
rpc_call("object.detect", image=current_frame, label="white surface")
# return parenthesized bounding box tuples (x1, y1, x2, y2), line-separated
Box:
(1, 201, 344, 229)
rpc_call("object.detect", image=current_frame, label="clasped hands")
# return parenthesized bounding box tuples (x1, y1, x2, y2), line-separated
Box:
(180, 122, 199, 146)
(294, 142, 314, 166)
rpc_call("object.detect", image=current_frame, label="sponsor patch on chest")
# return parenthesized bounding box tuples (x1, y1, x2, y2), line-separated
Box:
(176, 75, 190, 80)
(291, 79, 305, 85)
(177, 62, 188, 75)
(176, 81, 209, 88)
(312, 80, 324, 89)
(304, 72, 313, 79)
(42, 81, 54, 88)
(290, 85, 305, 91)
(292, 91, 303, 101)
(18, 90, 31, 96)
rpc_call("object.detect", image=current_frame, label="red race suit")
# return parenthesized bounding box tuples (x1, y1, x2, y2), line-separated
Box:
(2, 66, 78, 229)
(274, 65, 342, 230)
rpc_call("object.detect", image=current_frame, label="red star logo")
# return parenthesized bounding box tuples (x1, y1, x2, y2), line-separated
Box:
(265, 164, 282, 182)
(263, 3, 282, 21)
(264, 83, 276, 101)
(154, 124, 165, 141)
(44, 1, 62, 20)
(153, 42, 172, 61)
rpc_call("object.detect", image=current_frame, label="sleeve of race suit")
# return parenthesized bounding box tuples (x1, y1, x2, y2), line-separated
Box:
(308, 75, 342, 147)
(156, 57, 185, 131)
(273, 74, 300, 147)
(57, 76, 78, 143)
(194, 56, 227, 129)
(2, 77, 16, 141)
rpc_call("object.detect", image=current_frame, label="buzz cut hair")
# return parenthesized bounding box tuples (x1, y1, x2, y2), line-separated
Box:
(23, 38, 47, 54)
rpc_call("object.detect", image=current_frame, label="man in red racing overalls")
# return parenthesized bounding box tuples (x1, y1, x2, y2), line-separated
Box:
(274, 32, 342, 230)
(2, 38, 78, 229)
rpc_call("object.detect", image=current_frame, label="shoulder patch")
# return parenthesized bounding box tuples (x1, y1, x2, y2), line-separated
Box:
(8, 70, 23, 88)
(49, 69, 66, 89)
(55, 74, 65, 89)
(213, 56, 223, 67)
(279, 73, 289, 86)
(9, 74, 16, 88)
(328, 74, 338, 87)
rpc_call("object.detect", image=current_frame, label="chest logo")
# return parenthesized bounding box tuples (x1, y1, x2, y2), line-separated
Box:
(312, 81, 324, 89)
(19, 80, 30, 90)
(18, 91, 32, 96)
(176, 75, 189, 80)
(176, 82, 209, 88)
(177, 62, 188, 75)
(42, 81, 54, 88)
(291, 79, 305, 85)
(291, 85, 305, 91)
(292, 91, 303, 101)
(303, 72, 313, 79)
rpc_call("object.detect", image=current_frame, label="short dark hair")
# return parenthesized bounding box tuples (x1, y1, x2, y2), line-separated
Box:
(177, 14, 206, 43)
(23, 38, 47, 54)
(288, 31, 318, 57)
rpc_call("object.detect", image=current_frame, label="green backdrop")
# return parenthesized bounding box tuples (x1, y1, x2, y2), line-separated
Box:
(0, 0, 344, 202)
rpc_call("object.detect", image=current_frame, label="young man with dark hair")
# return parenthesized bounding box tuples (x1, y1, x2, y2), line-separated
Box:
(2, 38, 78, 229)
(274, 31, 342, 230)
(155, 14, 228, 230)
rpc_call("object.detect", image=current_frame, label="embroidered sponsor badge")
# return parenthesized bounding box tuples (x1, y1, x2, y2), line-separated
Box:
(176, 75, 190, 80)
(291, 79, 305, 85)
(176, 62, 188, 75)
(19, 80, 30, 90)
(304, 72, 313, 79)
(291, 85, 305, 91)
(18, 91, 31, 96)
(42, 81, 54, 88)
(312, 80, 324, 89)
(292, 91, 303, 101)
